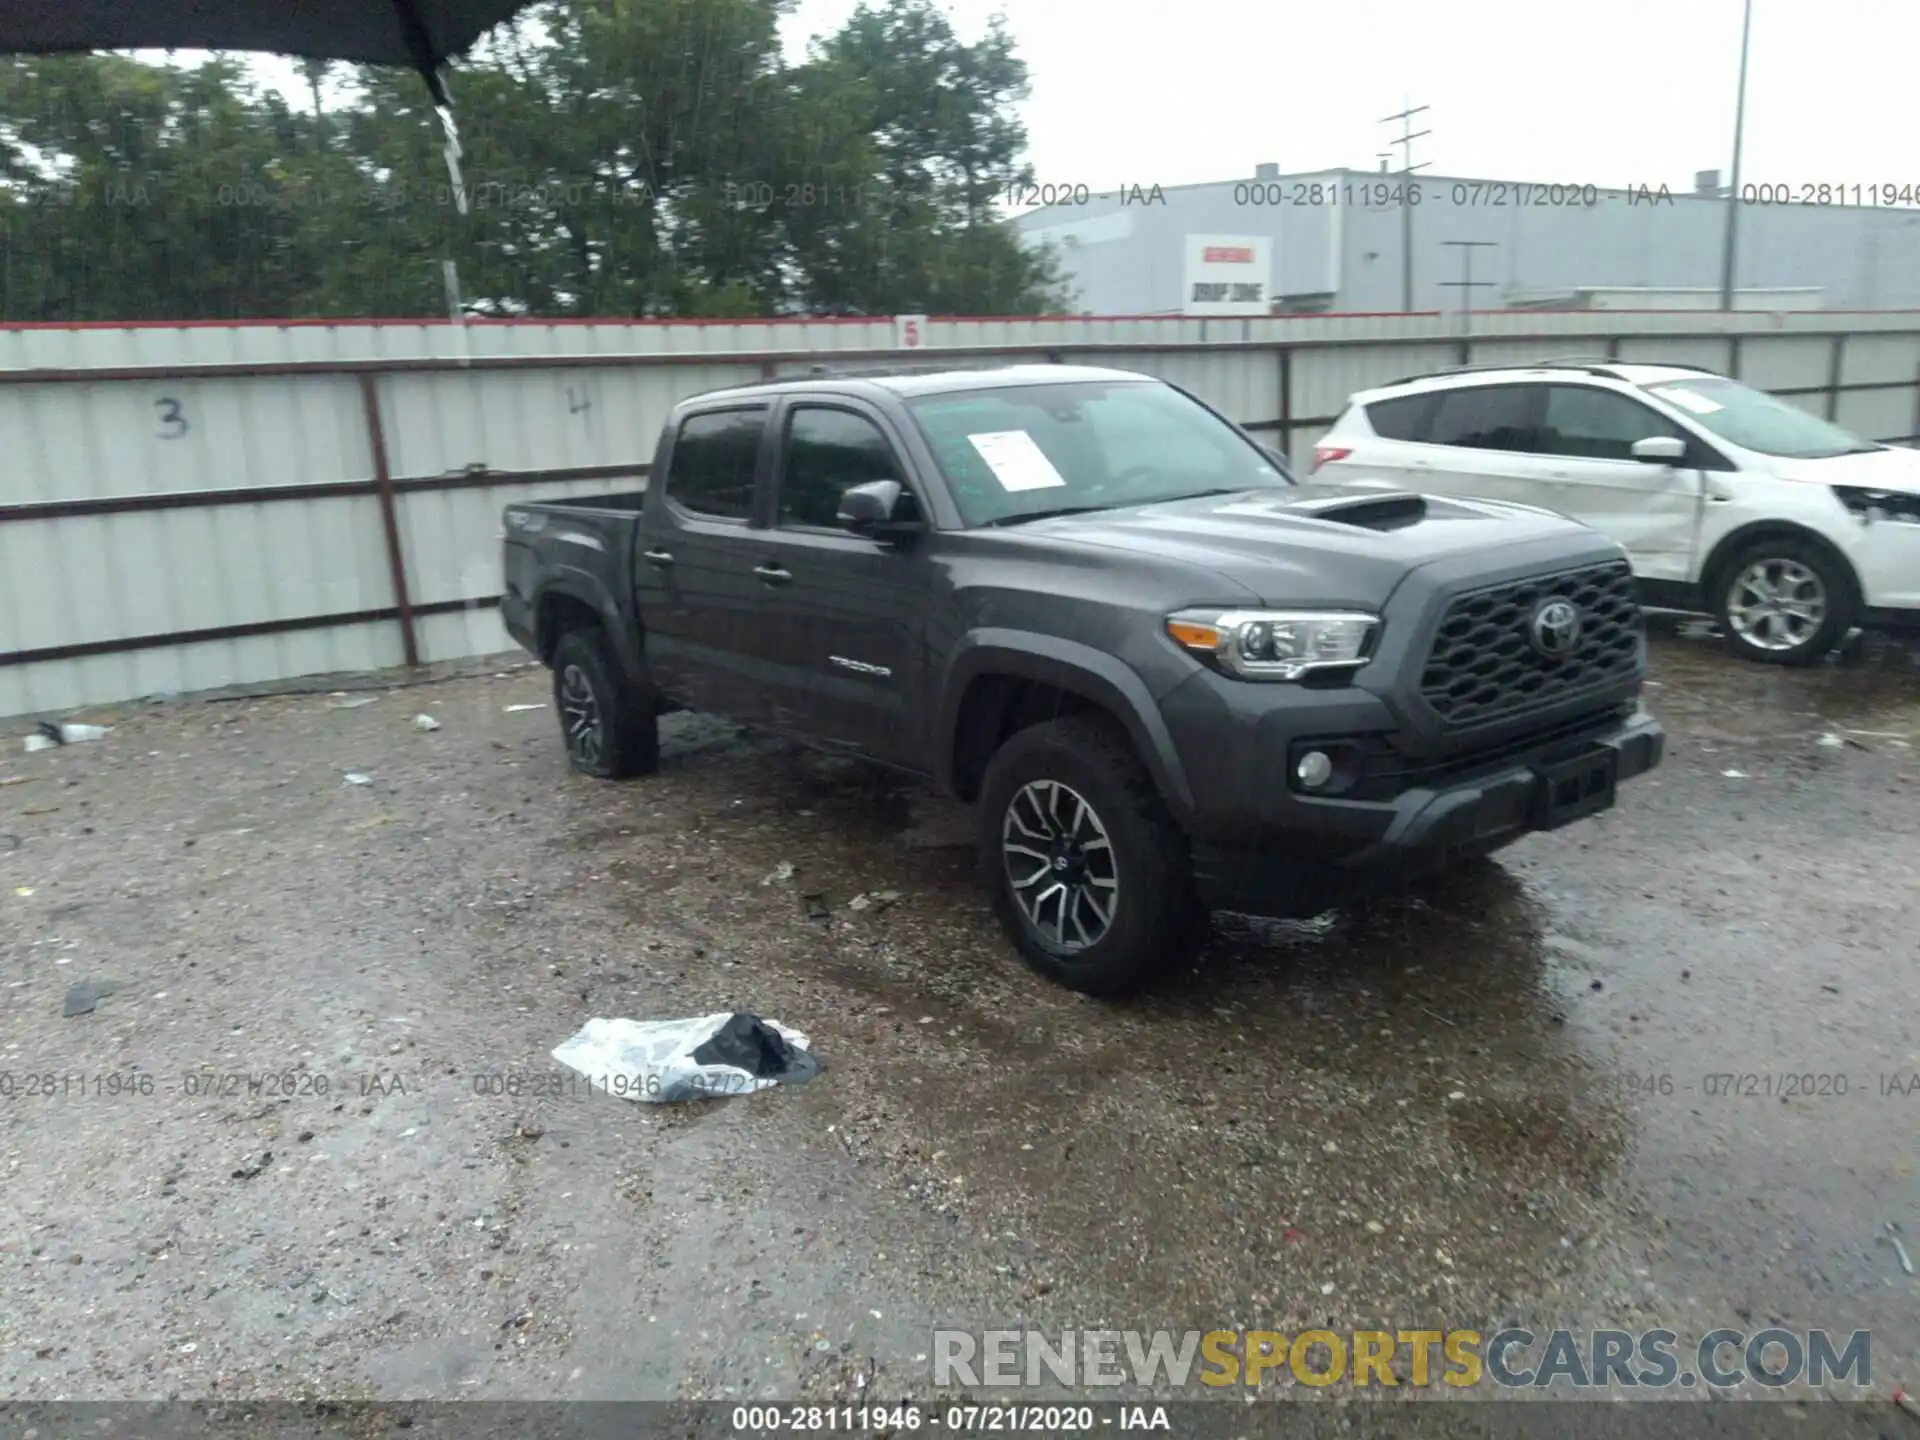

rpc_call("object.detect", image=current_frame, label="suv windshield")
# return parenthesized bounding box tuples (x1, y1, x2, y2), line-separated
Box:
(904, 380, 1291, 526)
(1646, 377, 1882, 460)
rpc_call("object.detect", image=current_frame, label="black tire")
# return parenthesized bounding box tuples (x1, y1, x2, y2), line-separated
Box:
(977, 714, 1202, 997)
(551, 628, 659, 779)
(1713, 537, 1856, 667)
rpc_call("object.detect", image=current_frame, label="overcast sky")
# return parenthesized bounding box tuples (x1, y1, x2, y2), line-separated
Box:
(241, 0, 1916, 198)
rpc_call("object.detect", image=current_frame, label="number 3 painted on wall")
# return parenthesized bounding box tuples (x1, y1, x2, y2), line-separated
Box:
(154, 397, 189, 439)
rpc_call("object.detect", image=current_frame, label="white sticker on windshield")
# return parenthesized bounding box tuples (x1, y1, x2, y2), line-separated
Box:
(967, 430, 1068, 492)
(1657, 388, 1723, 416)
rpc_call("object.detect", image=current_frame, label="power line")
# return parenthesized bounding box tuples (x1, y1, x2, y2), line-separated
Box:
(1380, 101, 1431, 312)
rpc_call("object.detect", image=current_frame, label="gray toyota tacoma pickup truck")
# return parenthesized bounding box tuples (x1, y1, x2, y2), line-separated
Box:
(502, 363, 1664, 995)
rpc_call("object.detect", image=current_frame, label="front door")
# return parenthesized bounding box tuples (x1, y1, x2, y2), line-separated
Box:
(747, 401, 930, 763)
(1531, 384, 1706, 583)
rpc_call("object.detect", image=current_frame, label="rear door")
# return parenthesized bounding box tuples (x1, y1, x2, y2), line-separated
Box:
(1410, 383, 1554, 504)
(746, 399, 933, 763)
(1531, 384, 1707, 581)
(634, 404, 774, 719)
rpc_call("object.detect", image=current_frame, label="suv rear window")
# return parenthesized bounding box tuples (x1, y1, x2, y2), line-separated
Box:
(665, 408, 766, 519)
(1364, 393, 1434, 440)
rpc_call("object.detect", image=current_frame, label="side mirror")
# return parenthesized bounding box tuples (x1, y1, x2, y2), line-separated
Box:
(837, 479, 925, 540)
(1631, 436, 1688, 465)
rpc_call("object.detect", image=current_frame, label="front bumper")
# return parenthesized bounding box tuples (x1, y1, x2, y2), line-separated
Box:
(1161, 667, 1664, 917)
(1851, 516, 1920, 615)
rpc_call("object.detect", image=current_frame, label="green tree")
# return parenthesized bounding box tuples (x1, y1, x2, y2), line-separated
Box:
(0, 0, 1068, 321)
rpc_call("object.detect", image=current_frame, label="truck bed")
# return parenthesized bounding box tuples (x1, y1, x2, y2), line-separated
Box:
(501, 494, 646, 657)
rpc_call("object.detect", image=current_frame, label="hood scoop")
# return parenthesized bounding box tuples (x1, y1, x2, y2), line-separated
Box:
(1278, 490, 1430, 531)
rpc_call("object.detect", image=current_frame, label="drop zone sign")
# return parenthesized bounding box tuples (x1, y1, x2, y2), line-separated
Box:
(1183, 235, 1272, 316)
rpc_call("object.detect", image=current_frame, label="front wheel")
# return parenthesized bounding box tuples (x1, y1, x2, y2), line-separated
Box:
(977, 714, 1202, 997)
(1714, 539, 1856, 667)
(551, 628, 659, 779)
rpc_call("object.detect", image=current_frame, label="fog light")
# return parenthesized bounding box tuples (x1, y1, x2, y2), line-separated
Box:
(1296, 750, 1334, 789)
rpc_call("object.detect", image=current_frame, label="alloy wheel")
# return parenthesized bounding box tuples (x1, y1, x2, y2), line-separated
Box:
(1001, 779, 1118, 951)
(1726, 558, 1827, 652)
(559, 663, 604, 770)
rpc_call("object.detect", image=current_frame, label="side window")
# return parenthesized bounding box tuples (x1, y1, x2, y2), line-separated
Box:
(1539, 385, 1685, 462)
(1365, 393, 1435, 441)
(1424, 385, 1537, 453)
(664, 408, 765, 519)
(778, 407, 903, 529)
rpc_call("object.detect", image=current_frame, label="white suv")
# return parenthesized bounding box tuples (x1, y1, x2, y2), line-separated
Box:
(1314, 361, 1920, 664)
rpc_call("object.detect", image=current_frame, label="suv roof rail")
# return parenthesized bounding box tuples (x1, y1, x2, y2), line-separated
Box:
(1381, 356, 1722, 387)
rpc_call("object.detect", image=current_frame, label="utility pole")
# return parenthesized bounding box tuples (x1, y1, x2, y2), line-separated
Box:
(1439, 240, 1499, 334)
(1380, 101, 1431, 312)
(1719, 0, 1755, 310)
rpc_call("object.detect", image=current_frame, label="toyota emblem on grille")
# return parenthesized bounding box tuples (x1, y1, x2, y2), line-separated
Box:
(1529, 598, 1582, 658)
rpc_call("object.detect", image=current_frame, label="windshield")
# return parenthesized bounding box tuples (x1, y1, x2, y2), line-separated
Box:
(1647, 378, 1882, 460)
(904, 380, 1291, 527)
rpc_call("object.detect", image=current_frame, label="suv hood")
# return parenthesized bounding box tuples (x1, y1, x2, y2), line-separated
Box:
(1024, 484, 1610, 607)
(1771, 444, 1920, 494)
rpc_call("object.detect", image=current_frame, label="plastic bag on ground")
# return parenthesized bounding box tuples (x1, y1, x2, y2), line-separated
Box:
(551, 1012, 821, 1103)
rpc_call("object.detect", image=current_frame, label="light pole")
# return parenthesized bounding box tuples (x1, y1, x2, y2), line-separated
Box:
(1719, 0, 1755, 310)
(1440, 240, 1499, 333)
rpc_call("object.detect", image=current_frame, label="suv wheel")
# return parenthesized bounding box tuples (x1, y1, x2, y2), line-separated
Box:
(551, 628, 659, 778)
(977, 714, 1201, 996)
(1714, 538, 1856, 667)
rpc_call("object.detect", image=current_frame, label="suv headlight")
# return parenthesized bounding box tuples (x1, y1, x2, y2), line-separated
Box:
(1165, 609, 1378, 681)
(1834, 486, 1920, 525)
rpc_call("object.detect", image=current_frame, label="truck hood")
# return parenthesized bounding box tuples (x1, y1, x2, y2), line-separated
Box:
(1020, 484, 1607, 607)
(1771, 444, 1920, 494)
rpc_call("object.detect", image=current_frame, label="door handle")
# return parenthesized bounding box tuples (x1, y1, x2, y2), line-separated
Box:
(753, 564, 793, 585)
(642, 548, 674, 566)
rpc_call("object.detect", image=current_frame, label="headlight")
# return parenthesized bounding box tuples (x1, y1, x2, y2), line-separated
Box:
(1165, 608, 1378, 680)
(1833, 486, 1920, 525)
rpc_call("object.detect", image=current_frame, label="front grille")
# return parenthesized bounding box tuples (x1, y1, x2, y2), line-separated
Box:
(1419, 561, 1642, 727)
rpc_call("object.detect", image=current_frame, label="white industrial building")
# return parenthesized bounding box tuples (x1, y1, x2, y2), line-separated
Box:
(1012, 164, 1920, 316)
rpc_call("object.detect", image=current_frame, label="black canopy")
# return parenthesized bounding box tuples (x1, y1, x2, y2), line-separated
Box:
(0, 0, 535, 101)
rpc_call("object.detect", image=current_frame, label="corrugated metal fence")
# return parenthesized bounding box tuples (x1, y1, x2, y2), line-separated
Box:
(4, 310, 1920, 718)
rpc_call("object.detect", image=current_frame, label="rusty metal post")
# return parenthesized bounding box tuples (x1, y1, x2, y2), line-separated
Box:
(359, 371, 421, 669)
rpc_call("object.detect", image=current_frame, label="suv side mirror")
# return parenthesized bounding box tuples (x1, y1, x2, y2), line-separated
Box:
(1631, 436, 1688, 465)
(837, 479, 925, 540)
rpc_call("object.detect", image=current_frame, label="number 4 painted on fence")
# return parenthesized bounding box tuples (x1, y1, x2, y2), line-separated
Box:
(893, 314, 927, 350)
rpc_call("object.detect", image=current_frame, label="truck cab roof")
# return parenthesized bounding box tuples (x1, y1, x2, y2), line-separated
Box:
(686, 363, 1155, 405)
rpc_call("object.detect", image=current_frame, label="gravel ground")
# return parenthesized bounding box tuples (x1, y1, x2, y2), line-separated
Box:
(1, 632, 1917, 1432)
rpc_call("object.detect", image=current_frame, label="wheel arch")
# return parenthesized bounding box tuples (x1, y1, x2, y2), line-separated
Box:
(1698, 520, 1863, 615)
(533, 572, 651, 688)
(936, 631, 1195, 820)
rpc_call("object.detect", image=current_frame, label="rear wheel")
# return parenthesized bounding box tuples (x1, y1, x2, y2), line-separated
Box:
(551, 628, 659, 779)
(977, 714, 1202, 997)
(1714, 538, 1856, 667)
